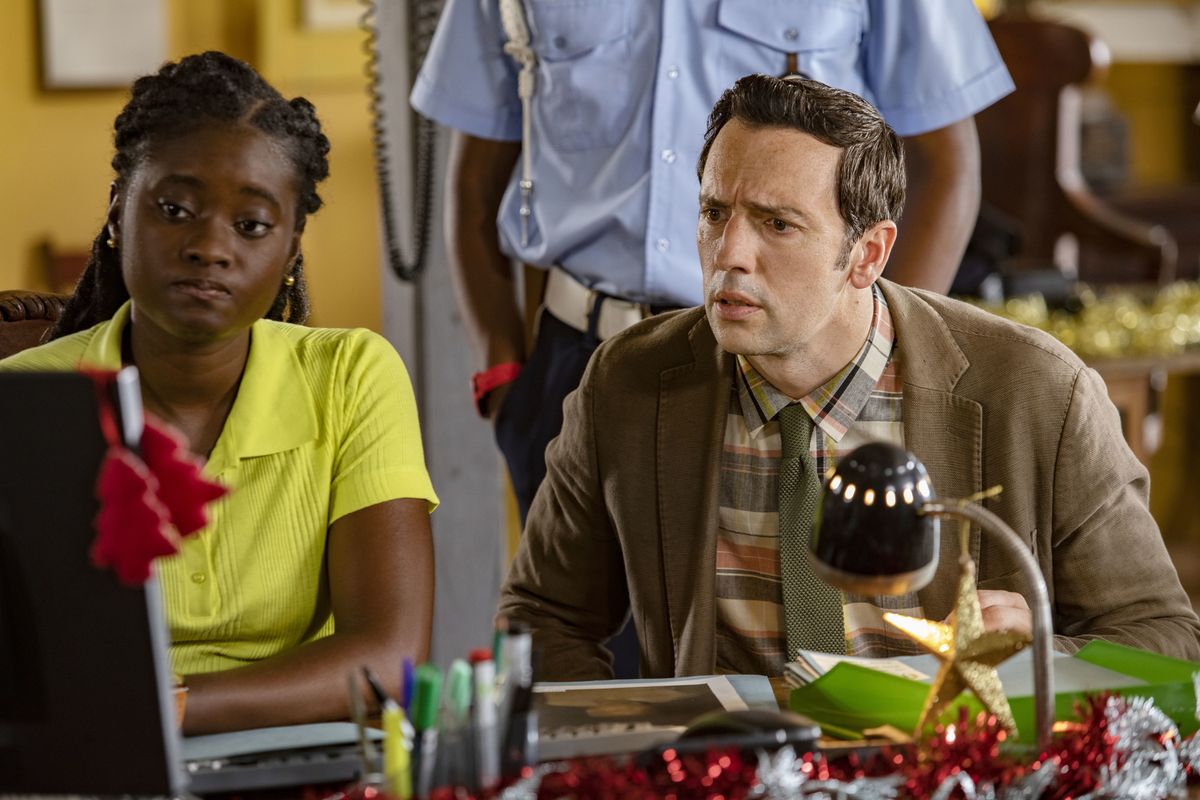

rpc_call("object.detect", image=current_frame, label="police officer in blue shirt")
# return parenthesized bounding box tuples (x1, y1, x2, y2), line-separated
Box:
(411, 0, 1014, 523)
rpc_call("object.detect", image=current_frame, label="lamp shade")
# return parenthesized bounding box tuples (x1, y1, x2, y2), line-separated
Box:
(810, 442, 939, 595)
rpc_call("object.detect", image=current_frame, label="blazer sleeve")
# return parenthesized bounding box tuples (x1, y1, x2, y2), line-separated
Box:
(497, 349, 630, 681)
(1049, 365, 1200, 659)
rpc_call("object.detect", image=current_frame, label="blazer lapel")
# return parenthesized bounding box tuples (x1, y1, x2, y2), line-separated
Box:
(656, 315, 731, 675)
(880, 282, 983, 621)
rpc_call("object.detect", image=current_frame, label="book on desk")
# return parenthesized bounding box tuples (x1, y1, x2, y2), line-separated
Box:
(785, 641, 1199, 741)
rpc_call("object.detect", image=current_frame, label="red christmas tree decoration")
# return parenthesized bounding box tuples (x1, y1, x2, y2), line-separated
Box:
(140, 418, 228, 536)
(91, 449, 180, 585)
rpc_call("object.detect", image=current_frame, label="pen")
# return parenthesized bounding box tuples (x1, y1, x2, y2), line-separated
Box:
(413, 664, 442, 798)
(363, 667, 413, 799)
(347, 671, 381, 783)
(496, 620, 531, 746)
(438, 659, 475, 789)
(499, 626, 537, 776)
(401, 657, 416, 715)
(470, 648, 500, 790)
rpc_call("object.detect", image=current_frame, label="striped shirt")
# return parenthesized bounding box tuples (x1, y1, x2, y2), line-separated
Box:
(714, 285, 924, 676)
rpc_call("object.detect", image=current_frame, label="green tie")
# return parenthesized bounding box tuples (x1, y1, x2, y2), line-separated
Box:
(777, 404, 846, 656)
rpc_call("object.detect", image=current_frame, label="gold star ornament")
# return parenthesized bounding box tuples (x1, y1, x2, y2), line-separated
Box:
(883, 554, 1031, 735)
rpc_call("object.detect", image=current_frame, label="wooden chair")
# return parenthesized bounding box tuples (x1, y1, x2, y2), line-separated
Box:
(0, 291, 69, 359)
(39, 241, 89, 294)
(978, 13, 1177, 285)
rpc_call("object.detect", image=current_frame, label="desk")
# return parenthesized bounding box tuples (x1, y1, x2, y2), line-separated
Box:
(1088, 350, 1200, 465)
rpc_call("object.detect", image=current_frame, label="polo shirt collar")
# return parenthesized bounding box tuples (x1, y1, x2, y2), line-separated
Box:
(81, 302, 317, 472)
(735, 283, 895, 442)
(224, 318, 318, 463)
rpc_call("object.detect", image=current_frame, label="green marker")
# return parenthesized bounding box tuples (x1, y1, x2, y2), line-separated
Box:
(446, 659, 473, 726)
(412, 664, 442, 732)
(412, 664, 442, 798)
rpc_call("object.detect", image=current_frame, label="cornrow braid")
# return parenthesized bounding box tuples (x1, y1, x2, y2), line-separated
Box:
(51, 51, 331, 340)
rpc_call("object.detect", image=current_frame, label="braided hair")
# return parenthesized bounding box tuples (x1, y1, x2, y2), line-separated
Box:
(51, 51, 331, 339)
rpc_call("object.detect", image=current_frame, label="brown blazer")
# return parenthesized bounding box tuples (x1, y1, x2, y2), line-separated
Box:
(499, 280, 1200, 679)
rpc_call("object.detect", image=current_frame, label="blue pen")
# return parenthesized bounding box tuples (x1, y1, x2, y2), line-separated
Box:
(401, 657, 416, 714)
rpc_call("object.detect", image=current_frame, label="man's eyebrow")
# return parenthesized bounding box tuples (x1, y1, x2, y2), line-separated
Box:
(698, 192, 729, 208)
(745, 199, 810, 221)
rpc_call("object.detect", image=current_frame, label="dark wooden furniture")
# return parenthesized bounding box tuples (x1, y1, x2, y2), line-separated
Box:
(978, 13, 1177, 285)
(0, 290, 69, 359)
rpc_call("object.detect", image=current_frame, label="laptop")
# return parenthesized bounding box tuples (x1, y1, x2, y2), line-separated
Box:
(0, 370, 373, 795)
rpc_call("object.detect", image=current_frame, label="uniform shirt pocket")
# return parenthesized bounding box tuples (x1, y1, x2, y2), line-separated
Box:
(525, 0, 635, 151)
(716, 0, 866, 97)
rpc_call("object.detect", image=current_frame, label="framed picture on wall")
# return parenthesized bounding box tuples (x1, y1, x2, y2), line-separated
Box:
(301, 0, 363, 31)
(39, 0, 168, 89)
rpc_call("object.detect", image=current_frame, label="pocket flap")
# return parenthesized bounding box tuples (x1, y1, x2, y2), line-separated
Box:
(527, 0, 630, 60)
(717, 0, 862, 52)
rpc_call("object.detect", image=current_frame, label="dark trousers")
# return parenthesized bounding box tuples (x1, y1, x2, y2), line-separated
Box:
(494, 308, 641, 677)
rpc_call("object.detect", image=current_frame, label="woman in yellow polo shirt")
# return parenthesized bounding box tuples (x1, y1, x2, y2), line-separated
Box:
(0, 52, 438, 734)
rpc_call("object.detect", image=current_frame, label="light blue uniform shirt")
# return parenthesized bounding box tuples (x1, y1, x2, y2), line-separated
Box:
(411, 0, 1013, 306)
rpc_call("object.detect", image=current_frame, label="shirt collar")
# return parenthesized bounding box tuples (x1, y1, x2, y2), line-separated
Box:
(735, 283, 895, 441)
(81, 301, 317, 473)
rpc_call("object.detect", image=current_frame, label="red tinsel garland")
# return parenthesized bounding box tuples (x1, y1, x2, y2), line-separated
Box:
(326, 692, 1142, 800)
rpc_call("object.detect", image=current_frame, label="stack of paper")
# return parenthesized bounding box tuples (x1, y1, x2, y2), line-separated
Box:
(785, 651, 935, 687)
(533, 674, 777, 759)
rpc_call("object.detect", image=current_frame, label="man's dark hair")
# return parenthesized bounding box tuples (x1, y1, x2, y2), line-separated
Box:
(51, 51, 331, 339)
(697, 73, 905, 244)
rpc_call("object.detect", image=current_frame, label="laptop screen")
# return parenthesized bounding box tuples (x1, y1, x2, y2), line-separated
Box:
(0, 370, 185, 795)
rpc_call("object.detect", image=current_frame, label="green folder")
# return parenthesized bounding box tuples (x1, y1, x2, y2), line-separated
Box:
(789, 641, 1199, 742)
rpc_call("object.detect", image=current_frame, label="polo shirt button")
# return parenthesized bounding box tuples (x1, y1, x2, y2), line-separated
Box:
(191, 572, 207, 585)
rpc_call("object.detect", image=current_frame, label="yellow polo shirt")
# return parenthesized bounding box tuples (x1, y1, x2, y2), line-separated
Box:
(0, 303, 439, 675)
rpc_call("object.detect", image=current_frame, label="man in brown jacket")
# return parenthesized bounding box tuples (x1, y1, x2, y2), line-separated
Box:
(499, 75, 1200, 680)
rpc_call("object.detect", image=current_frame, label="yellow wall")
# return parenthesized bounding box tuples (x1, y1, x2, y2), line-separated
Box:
(1104, 63, 1193, 187)
(0, 0, 382, 331)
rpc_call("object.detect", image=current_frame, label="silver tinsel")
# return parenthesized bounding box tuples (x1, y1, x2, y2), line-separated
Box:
(1077, 695, 1186, 800)
(750, 747, 904, 799)
(998, 759, 1058, 800)
(497, 762, 564, 800)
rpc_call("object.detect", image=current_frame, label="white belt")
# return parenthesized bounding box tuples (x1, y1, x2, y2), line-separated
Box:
(543, 267, 658, 341)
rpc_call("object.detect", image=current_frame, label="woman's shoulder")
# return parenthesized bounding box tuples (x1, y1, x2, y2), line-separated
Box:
(258, 321, 397, 363)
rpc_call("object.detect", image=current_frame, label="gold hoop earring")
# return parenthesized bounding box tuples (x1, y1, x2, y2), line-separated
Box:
(284, 274, 296, 287)
(106, 237, 117, 249)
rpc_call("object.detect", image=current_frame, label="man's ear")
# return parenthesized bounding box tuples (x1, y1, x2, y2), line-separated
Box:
(847, 220, 897, 290)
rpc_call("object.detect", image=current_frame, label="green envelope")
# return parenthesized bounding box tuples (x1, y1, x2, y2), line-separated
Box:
(789, 641, 1200, 742)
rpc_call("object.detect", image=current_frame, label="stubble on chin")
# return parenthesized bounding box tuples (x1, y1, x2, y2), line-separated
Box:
(709, 310, 767, 358)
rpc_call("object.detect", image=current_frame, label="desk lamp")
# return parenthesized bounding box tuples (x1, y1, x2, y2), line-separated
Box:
(810, 442, 1054, 751)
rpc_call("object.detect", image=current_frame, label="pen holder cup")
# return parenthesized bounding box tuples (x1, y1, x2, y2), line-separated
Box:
(174, 685, 188, 728)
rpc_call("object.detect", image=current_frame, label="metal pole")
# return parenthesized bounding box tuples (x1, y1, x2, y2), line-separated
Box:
(922, 501, 1055, 751)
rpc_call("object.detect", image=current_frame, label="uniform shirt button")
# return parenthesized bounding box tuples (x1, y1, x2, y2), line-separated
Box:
(657, 238, 670, 253)
(661, 149, 676, 164)
(191, 572, 207, 585)
(784, 27, 799, 41)
(553, 35, 568, 49)
(667, 65, 680, 79)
